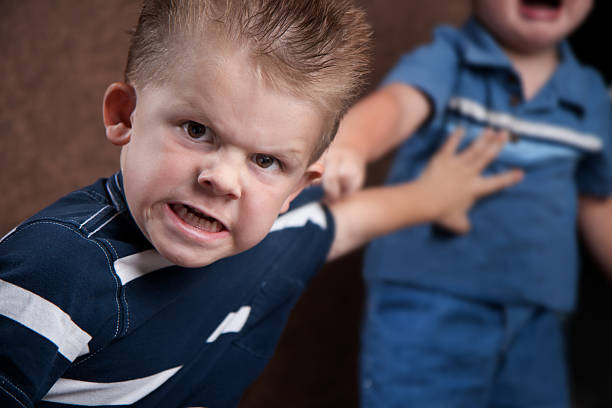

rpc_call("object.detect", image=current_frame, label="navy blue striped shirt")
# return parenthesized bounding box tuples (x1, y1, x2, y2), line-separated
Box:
(0, 173, 334, 407)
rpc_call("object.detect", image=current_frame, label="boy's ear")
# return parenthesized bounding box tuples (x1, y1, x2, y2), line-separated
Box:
(103, 82, 136, 146)
(279, 159, 325, 214)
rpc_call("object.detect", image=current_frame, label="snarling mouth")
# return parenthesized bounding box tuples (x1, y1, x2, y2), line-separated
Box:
(170, 203, 225, 233)
(521, 0, 562, 10)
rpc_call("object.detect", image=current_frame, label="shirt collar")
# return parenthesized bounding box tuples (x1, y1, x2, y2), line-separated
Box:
(106, 171, 128, 212)
(459, 17, 585, 110)
(458, 18, 514, 70)
(550, 41, 586, 108)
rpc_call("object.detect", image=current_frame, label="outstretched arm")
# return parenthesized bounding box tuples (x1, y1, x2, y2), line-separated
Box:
(323, 83, 430, 200)
(326, 128, 523, 261)
(579, 196, 612, 278)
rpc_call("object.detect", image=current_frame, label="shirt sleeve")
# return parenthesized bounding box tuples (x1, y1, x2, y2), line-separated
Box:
(267, 185, 335, 280)
(381, 25, 461, 124)
(0, 222, 120, 406)
(576, 72, 612, 196)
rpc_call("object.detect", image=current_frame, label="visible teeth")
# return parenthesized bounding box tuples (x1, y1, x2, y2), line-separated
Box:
(177, 205, 188, 218)
(173, 204, 223, 232)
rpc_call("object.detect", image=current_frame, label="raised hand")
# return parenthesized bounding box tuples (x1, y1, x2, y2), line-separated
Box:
(418, 127, 524, 234)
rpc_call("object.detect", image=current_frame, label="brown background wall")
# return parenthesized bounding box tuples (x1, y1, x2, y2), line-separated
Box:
(1, 1, 611, 407)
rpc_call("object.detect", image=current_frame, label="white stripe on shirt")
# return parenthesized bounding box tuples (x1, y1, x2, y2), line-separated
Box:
(0, 279, 91, 362)
(42, 365, 182, 405)
(206, 306, 251, 343)
(79, 206, 111, 229)
(270, 203, 327, 232)
(448, 96, 603, 152)
(114, 250, 175, 285)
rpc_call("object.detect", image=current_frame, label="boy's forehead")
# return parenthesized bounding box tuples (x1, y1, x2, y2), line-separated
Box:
(143, 44, 326, 160)
(177, 44, 317, 114)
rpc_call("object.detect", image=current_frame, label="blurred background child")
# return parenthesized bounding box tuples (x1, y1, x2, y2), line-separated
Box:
(322, 0, 612, 406)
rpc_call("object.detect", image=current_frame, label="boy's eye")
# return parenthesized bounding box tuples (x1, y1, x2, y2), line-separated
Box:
(253, 154, 279, 170)
(182, 121, 212, 142)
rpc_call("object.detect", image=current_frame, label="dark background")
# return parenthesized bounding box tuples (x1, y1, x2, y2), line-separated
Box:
(1, 1, 610, 407)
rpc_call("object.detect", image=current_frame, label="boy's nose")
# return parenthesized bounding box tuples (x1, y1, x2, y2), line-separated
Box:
(197, 161, 242, 200)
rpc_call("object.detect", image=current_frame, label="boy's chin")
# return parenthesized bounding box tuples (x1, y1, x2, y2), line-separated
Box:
(155, 247, 229, 269)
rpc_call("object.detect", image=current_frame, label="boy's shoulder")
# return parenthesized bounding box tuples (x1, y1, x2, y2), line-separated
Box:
(19, 177, 118, 230)
(570, 60, 609, 98)
(0, 174, 153, 293)
(554, 42, 611, 117)
(2, 173, 137, 245)
(425, 18, 488, 53)
(0, 177, 131, 368)
(1, 177, 120, 268)
(0, 174, 127, 285)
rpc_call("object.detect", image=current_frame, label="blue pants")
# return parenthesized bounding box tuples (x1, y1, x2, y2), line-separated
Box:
(360, 282, 569, 408)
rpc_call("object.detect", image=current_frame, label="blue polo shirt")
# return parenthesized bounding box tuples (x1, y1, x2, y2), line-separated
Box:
(0, 174, 334, 407)
(364, 18, 612, 311)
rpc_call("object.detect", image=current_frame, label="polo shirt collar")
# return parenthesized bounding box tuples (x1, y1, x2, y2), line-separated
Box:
(459, 17, 585, 111)
(551, 41, 585, 108)
(107, 171, 129, 212)
(459, 18, 514, 70)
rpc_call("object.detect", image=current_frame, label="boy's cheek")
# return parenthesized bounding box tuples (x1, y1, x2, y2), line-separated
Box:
(278, 185, 306, 214)
(233, 221, 273, 254)
(240, 196, 287, 242)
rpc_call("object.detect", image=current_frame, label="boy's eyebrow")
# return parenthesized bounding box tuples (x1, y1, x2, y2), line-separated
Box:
(272, 149, 305, 163)
(166, 99, 311, 160)
(165, 98, 217, 127)
(247, 138, 314, 167)
(167, 98, 211, 115)
(252, 143, 307, 163)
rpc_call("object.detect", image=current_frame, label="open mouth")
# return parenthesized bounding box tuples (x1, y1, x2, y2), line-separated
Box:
(170, 203, 225, 233)
(519, 0, 562, 20)
(521, 0, 562, 10)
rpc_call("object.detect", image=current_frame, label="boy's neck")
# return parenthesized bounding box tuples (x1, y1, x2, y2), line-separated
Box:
(502, 45, 559, 101)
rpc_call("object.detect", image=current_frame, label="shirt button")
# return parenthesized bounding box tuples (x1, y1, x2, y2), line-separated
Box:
(509, 94, 521, 106)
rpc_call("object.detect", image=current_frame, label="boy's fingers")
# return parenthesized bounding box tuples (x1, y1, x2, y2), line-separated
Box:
(477, 169, 524, 196)
(437, 213, 471, 235)
(342, 171, 365, 196)
(322, 148, 366, 201)
(440, 127, 465, 156)
(322, 174, 341, 201)
(455, 128, 489, 165)
(470, 130, 508, 171)
(323, 166, 364, 201)
(452, 215, 471, 235)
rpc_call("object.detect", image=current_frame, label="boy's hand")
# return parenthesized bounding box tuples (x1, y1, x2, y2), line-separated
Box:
(418, 127, 523, 234)
(322, 146, 367, 201)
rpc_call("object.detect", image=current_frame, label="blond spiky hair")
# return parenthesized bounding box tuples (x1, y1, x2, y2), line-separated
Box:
(125, 0, 372, 161)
